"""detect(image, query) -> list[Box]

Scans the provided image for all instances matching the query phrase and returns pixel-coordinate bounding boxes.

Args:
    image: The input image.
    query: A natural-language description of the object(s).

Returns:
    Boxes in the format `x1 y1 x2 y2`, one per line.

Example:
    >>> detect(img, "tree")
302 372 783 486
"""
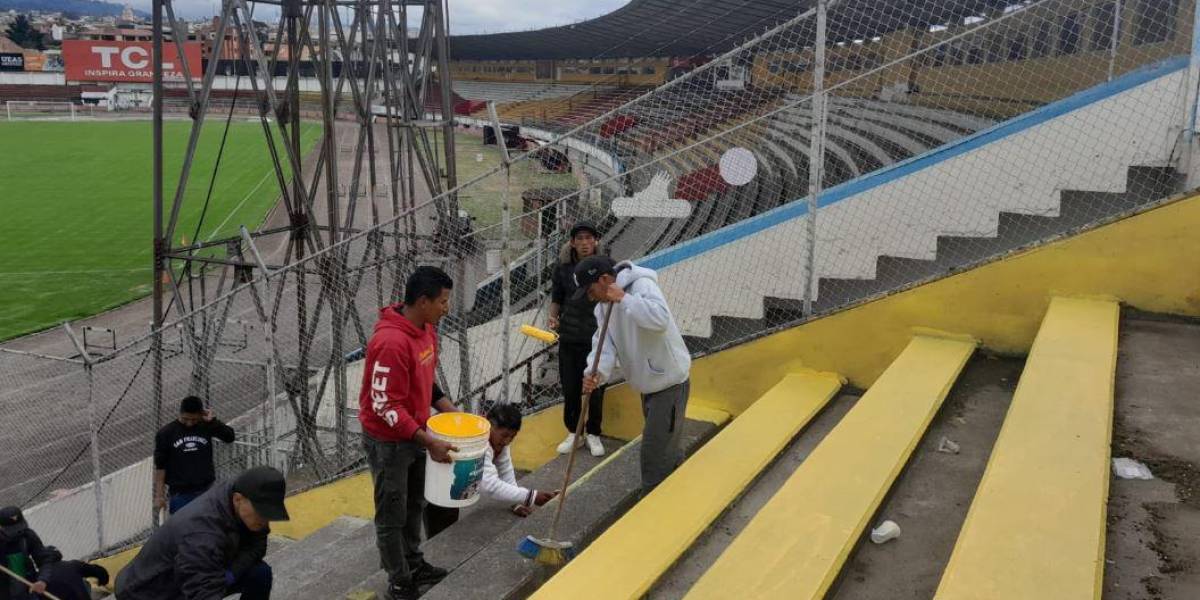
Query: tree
5 15 46 51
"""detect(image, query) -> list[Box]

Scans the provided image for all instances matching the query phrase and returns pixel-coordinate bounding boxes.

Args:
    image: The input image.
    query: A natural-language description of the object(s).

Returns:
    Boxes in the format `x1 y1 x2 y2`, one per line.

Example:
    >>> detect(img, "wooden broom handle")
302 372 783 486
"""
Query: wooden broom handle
0 564 63 600
548 301 615 540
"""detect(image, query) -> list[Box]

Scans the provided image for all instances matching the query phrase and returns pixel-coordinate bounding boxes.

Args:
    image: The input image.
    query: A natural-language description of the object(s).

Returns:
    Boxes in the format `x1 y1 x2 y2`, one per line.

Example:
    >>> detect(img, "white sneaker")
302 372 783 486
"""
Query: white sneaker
556 434 579 455
586 434 605 457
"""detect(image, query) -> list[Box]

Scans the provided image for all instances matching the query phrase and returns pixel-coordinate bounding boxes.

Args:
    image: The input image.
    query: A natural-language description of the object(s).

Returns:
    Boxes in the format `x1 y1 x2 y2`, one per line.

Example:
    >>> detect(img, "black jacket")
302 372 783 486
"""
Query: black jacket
551 244 602 345
153 419 236 493
0 527 54 600
37 561 109 600
114 480 268 600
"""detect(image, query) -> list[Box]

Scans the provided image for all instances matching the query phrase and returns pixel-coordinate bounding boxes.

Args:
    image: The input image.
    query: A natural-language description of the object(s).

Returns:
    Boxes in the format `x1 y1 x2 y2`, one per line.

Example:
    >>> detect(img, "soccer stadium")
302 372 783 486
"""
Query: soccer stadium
0 0 1198 598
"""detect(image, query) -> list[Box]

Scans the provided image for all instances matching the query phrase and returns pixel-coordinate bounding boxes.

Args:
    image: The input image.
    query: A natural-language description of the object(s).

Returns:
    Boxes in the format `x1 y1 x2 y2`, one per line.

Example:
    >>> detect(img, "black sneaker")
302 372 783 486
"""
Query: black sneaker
386 580 420 600
411 561 449 587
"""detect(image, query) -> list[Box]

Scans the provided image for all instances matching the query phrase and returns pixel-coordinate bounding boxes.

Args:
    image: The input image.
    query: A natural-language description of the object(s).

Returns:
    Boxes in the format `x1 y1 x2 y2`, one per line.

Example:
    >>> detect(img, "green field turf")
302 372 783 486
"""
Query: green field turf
0 119 322 341
449 132 580 239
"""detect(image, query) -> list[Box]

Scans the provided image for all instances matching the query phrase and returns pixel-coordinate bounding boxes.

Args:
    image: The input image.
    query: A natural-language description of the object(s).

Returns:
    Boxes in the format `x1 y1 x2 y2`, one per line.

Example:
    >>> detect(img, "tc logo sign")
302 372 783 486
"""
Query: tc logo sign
63 40 201 83
89 45 175 70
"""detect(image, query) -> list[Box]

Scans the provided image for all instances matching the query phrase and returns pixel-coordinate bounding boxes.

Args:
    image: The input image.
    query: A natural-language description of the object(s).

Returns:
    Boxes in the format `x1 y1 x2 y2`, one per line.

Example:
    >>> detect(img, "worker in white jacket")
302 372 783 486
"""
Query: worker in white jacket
480 403 558 515
576 256 692 492
425 404 558 537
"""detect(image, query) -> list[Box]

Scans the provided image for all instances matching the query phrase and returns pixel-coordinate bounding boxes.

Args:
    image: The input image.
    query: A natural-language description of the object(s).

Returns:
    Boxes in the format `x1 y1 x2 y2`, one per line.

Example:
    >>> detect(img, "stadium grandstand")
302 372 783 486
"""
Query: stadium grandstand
1 0 1199 599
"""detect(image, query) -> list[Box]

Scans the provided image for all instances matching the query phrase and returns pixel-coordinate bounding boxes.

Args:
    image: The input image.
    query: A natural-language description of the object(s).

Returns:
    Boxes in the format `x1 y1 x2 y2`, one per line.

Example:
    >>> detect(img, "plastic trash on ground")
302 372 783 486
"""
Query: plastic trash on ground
870 520 901 544
1112 457 1154 480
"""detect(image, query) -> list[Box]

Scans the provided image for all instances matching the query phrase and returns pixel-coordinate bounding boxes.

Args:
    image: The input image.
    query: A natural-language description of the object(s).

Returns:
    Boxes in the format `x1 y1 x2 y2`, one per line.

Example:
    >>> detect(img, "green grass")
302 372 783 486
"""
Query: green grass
446 133 581 240
0 119 322 341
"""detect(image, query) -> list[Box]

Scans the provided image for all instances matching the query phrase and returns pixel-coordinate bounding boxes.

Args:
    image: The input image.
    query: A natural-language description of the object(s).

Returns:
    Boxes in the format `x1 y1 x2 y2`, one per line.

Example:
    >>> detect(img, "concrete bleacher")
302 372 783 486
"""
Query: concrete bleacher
935 297 1118 598
599 93 999 267
451 81 608 104
92 188 1200 600
0 84 82 102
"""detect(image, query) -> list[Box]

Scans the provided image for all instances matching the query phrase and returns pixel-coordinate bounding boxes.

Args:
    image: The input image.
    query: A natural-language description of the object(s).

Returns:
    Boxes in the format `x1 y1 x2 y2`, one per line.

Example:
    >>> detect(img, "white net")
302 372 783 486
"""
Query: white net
4 101 88 121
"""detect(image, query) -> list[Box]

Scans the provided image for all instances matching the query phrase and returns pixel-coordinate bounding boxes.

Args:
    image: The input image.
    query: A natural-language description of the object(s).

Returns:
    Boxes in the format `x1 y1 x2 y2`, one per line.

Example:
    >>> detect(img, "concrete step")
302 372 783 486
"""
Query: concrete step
286 436 629 599
342 419 722 600
683 335 974 599
1105 314 1200 599
532 371 843 599
936 298 1119 599
826 356 1020 600
265 534 295 556
647 392 862 599
272 518 376 598
265 516 371 584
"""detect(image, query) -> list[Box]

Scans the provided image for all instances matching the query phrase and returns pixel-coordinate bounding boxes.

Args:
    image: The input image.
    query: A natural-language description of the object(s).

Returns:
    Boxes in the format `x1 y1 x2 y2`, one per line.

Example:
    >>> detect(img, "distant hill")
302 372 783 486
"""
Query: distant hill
0 0 149 19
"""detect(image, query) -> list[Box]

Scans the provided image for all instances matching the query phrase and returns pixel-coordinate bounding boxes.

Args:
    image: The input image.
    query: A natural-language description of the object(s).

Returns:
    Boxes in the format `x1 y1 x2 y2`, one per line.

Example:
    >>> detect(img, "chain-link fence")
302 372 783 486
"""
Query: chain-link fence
0 0 1195 559
455 0 1195 413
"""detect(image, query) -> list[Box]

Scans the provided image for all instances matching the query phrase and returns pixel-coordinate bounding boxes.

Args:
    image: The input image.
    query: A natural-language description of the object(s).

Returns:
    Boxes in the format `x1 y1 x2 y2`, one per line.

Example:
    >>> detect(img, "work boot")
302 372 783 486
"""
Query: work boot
556 433 581 455
411 561 448 587
586 434 605 457
386 580 420 600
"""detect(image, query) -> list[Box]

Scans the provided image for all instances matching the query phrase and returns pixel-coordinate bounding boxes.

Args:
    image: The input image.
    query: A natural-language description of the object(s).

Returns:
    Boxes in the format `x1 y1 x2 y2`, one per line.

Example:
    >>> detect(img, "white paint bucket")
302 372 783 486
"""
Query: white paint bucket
424 412 491 508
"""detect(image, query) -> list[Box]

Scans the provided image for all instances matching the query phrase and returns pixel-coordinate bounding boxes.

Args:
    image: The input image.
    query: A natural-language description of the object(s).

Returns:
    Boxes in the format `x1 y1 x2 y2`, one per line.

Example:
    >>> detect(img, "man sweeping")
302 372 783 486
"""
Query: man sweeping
576 256 692 492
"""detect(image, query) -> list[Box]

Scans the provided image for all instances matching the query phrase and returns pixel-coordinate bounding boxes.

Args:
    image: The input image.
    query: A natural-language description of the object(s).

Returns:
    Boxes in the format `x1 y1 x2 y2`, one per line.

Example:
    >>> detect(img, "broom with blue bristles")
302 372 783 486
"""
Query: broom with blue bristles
517 301 615 566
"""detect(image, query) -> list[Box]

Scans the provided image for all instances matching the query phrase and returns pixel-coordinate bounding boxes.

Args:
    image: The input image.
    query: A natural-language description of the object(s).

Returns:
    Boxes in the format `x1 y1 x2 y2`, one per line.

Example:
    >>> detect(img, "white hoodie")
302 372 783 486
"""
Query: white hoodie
586 261 692 394
481 444 539 507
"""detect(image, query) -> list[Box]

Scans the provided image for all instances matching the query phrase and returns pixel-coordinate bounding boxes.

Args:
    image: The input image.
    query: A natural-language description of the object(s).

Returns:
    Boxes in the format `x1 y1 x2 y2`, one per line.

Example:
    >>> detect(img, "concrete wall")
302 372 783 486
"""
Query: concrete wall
644 57 1188 339
0 72 66 85
24 458 152 560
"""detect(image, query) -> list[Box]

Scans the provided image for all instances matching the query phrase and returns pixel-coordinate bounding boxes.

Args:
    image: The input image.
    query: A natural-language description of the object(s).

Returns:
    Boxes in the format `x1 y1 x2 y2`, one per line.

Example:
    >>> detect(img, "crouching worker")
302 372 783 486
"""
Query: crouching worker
0 506 56 600
482 404 559 517
115 466 290 600
424 404 560 537
26 546 109 600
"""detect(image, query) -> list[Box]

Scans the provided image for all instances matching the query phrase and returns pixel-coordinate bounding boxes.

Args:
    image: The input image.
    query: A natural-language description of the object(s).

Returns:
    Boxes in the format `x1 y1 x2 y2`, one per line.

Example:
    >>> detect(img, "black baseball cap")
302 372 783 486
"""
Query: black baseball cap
0 506 27 539
572 255 617 300
233 466 291 522
569 221 600 239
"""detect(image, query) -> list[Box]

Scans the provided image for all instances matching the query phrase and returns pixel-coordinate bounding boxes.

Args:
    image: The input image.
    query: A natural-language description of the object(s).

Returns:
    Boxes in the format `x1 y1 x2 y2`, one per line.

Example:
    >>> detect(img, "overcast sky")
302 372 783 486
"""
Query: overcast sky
125 0 630 33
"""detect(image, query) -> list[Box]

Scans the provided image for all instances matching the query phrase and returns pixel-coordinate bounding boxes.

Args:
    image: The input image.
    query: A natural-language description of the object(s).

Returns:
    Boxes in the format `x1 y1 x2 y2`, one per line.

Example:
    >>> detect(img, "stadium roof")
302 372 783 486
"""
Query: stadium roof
447 0 1014 61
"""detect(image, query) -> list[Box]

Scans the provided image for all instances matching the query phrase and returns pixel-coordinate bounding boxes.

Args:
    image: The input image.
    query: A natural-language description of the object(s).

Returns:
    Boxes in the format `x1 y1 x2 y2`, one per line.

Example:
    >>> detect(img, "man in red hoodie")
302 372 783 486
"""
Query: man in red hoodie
359 266 458 600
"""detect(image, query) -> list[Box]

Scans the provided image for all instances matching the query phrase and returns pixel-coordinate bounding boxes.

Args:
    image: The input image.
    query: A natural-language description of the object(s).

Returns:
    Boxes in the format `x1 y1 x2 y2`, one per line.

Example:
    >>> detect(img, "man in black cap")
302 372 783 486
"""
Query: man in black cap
0 506 55 600
115 466 290 600
153 396 236 515
549 221 607 457
574 255 692 492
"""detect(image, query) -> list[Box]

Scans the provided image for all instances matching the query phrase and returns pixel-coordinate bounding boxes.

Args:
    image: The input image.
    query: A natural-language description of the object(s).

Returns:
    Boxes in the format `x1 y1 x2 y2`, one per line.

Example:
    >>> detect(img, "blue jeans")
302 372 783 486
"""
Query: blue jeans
168 490 205 514
226 562 272 600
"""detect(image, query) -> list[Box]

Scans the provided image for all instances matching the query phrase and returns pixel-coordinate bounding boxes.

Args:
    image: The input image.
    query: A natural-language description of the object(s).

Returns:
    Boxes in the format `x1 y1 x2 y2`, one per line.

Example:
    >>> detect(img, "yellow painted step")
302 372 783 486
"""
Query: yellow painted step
530 370 844 600
934 297 1119 600
685 335 976 600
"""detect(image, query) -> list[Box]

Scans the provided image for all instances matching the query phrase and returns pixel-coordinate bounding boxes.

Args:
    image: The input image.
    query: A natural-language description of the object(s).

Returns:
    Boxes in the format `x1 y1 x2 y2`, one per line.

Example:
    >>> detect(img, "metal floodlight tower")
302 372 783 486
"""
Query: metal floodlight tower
150 0 460 474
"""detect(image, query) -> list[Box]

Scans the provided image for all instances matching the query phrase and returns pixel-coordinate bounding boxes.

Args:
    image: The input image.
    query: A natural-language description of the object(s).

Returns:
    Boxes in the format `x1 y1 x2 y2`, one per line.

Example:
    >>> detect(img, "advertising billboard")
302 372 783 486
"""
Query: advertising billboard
0 53 24 72
21 51 63 72
63 40 202 83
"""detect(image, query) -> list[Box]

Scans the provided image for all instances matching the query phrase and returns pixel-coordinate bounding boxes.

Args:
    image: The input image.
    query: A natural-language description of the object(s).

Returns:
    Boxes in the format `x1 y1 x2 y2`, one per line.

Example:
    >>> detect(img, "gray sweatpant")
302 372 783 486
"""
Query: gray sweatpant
640 379 690 492
362 434 425 586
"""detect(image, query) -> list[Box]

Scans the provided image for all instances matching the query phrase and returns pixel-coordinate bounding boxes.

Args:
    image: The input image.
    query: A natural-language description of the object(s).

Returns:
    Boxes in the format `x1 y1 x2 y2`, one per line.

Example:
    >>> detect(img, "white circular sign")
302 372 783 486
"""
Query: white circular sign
719 147 758 186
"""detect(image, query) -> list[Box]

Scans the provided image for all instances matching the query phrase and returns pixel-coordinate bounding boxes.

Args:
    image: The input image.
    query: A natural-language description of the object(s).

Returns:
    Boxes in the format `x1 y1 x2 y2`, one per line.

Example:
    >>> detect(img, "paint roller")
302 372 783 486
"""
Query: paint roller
519 324 559 344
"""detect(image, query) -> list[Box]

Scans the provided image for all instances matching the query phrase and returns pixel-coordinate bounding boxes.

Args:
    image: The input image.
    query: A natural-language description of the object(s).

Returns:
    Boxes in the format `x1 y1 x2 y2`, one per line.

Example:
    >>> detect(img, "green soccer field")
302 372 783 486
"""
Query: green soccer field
0 119 322 341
